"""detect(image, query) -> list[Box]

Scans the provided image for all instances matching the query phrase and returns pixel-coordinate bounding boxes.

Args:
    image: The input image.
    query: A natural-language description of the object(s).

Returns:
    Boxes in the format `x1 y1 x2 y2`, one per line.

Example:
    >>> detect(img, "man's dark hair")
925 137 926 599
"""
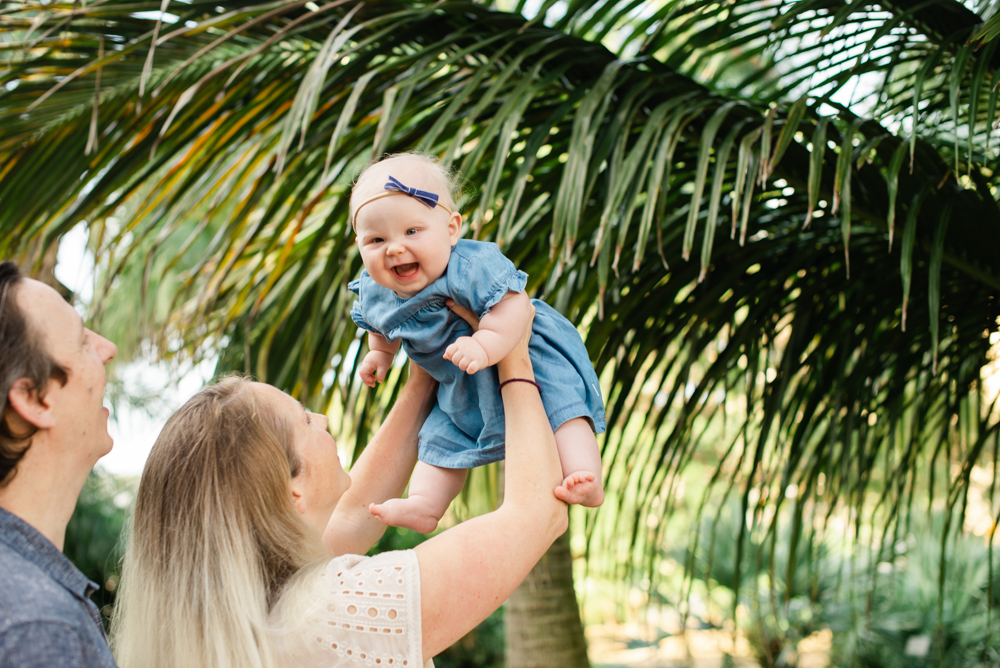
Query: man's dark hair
0 261 68 486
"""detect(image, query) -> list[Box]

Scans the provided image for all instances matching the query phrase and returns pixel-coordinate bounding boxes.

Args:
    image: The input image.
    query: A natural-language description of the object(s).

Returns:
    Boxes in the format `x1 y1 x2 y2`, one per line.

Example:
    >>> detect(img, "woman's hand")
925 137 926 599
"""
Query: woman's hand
406 357 435 387
445 299 479 331
507 302 535 360
494 300 535 383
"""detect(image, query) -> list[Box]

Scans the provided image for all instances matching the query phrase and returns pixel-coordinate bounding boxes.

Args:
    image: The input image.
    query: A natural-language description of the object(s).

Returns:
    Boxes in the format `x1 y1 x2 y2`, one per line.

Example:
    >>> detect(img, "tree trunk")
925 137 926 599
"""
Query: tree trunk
505 531 590 668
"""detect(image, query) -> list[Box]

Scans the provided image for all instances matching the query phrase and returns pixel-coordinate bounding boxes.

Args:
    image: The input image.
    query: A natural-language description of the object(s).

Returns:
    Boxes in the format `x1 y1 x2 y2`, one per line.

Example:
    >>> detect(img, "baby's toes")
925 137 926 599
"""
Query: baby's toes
564 472 595 488
557 473 603 507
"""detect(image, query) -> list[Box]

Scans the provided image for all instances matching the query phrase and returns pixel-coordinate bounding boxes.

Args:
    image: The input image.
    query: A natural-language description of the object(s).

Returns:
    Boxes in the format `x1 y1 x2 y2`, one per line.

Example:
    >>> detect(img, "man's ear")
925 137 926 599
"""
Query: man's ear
7 378 56 431
289 476 308 516
448 211 463 245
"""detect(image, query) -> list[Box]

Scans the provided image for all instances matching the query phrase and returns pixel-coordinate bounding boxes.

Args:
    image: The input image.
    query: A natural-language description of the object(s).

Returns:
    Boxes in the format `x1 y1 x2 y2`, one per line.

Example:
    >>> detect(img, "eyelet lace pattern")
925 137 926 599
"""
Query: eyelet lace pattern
272 551 427 668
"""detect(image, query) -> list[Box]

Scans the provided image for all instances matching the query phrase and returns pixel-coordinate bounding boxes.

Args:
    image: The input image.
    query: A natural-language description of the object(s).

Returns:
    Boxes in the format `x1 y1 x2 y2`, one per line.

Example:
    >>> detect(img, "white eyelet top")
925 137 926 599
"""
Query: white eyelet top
271 550 431 668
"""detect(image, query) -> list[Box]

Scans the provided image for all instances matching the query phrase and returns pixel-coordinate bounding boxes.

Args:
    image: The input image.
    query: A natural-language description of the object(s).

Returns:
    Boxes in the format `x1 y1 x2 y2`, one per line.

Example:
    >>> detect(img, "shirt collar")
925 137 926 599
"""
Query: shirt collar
0 506 98 601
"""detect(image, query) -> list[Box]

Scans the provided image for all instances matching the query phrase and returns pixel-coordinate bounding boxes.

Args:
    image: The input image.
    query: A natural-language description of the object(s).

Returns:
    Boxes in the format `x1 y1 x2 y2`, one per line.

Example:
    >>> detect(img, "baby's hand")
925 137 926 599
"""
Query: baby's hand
444 336 489 374
359 350 395 388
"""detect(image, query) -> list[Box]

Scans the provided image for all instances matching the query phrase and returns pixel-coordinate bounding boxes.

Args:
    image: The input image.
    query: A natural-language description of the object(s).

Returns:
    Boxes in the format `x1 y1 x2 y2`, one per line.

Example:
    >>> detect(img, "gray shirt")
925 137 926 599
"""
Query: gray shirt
0 506 117 667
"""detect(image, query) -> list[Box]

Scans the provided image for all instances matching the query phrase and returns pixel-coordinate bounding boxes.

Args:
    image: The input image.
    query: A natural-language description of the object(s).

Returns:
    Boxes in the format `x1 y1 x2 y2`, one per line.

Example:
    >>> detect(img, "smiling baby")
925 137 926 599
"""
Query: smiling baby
349 153 605 532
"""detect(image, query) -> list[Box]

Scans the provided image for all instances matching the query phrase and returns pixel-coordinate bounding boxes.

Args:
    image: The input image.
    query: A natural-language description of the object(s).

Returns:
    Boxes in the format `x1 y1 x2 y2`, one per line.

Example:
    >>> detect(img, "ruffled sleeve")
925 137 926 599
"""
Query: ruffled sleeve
447 240 528 318
271 550 428 668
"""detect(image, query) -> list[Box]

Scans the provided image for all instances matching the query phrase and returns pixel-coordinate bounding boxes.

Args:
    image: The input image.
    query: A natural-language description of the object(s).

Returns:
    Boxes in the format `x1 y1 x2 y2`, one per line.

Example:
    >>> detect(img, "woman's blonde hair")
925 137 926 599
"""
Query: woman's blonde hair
110 376 326 668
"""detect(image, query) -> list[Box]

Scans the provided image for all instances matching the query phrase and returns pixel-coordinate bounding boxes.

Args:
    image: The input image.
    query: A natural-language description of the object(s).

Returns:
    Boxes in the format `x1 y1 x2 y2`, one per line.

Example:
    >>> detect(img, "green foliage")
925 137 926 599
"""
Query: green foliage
669 501 1000 667
3 0 1000 648
823 523 1000 668
670 498 833 666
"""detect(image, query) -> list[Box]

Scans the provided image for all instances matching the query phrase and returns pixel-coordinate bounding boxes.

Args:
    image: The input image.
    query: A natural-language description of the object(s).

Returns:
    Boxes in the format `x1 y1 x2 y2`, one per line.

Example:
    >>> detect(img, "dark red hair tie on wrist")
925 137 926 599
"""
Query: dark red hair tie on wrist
498 378 541 393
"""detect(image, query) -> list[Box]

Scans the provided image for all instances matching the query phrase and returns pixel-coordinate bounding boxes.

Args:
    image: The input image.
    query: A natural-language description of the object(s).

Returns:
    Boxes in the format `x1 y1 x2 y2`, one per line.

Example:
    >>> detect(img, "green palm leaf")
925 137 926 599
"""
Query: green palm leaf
2 0 999 652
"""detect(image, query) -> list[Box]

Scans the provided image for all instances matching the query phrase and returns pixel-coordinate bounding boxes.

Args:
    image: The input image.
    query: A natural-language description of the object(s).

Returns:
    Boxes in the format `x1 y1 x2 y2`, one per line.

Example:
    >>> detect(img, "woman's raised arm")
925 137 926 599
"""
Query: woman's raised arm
323 363 437 557
414 304 569 661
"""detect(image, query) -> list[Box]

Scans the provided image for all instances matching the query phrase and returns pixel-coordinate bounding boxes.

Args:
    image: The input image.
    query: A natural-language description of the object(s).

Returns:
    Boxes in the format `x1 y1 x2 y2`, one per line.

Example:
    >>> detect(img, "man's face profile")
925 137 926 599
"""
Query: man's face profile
13 279 118 462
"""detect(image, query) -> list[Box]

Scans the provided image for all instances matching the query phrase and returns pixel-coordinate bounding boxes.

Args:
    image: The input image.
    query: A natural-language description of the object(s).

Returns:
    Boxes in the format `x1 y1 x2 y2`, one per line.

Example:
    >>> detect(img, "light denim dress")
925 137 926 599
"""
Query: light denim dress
349 239 606 469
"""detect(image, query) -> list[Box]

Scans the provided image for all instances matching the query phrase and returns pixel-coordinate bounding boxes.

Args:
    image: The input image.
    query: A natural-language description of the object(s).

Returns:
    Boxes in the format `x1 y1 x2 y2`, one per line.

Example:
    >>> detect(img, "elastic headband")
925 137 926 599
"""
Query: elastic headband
352 175 454 229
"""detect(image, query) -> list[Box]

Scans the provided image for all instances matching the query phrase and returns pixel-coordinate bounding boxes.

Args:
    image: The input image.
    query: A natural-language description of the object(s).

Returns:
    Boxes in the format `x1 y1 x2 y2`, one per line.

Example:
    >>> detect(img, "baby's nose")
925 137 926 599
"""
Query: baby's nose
386 242 405 255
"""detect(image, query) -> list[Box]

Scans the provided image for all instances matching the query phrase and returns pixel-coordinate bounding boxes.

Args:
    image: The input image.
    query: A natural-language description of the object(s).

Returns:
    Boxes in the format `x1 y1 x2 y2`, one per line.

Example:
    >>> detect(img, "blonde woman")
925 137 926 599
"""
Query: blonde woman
110 302 568 668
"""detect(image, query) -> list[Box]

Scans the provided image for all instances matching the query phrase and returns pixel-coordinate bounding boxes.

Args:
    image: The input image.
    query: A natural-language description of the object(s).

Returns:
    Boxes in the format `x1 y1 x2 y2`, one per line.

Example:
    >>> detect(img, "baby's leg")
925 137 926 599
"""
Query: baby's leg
369 462 468 533
553 417 605 507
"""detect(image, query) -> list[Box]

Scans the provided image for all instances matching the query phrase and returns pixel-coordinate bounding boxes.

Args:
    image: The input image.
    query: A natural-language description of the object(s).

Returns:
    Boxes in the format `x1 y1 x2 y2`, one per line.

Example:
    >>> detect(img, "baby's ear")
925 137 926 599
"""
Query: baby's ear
448 211 463 245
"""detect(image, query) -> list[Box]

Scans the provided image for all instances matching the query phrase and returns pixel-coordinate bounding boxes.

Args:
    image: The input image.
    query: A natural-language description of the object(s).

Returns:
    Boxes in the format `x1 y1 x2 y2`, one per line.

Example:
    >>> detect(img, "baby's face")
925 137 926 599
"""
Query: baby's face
354 171 461 298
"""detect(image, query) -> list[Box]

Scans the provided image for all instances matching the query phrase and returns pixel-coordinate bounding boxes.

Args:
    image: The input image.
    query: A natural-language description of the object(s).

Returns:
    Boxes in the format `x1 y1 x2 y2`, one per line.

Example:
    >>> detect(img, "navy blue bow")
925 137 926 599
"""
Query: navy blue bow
384 175 440 209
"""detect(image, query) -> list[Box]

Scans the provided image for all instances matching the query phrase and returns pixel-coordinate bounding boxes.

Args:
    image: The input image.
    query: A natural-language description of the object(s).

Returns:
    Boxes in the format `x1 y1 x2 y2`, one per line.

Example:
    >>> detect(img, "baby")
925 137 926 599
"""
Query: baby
349 153 605 533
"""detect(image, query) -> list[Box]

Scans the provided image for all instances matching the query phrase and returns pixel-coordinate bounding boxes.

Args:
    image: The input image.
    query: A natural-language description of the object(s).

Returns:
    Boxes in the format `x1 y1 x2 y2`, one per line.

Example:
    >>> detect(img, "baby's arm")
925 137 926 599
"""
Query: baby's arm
359 332 401 388
444 292 531 374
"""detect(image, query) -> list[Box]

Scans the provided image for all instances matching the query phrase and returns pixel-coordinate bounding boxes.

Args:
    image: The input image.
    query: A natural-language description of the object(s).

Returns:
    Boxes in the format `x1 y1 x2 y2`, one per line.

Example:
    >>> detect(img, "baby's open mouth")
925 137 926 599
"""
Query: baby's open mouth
393 263 419 278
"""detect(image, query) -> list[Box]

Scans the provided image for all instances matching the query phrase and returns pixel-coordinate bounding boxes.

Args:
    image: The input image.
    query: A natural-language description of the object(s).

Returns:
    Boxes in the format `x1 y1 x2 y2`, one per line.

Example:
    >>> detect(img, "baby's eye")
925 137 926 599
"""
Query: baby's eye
406 228 417 235
371 237 384 244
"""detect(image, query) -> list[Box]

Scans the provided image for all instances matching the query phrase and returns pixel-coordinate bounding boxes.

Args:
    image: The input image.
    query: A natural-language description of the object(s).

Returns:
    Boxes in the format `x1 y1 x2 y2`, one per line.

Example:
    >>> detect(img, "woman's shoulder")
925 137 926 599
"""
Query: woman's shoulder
284 549 421 616
270 550 423 668
322 549 420 585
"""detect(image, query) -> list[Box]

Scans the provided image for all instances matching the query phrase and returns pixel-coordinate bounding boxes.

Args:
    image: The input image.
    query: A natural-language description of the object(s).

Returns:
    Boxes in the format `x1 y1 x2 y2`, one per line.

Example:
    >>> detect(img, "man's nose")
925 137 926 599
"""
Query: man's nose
94 331 118 364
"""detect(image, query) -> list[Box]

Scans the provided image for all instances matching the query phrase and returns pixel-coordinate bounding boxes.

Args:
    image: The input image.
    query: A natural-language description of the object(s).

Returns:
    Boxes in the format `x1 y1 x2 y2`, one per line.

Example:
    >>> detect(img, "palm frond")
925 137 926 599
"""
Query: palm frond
2 1 999 646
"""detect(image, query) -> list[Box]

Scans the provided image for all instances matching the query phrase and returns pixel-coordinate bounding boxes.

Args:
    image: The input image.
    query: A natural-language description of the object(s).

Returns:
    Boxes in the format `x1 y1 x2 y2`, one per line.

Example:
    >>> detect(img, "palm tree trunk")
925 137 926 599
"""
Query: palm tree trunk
505 530 590 668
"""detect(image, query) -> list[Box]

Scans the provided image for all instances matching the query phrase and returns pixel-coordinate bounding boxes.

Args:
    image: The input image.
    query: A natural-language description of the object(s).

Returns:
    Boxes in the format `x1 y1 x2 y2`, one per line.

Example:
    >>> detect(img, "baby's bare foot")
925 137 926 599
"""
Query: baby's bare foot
369 497 441 534
555 472 605 507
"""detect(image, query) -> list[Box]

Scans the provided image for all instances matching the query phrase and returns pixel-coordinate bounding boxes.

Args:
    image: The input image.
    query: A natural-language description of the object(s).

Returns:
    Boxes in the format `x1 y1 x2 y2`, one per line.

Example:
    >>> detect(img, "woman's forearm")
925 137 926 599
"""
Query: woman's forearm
493 340 565 526
415 308 568 660
323 365 437 556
